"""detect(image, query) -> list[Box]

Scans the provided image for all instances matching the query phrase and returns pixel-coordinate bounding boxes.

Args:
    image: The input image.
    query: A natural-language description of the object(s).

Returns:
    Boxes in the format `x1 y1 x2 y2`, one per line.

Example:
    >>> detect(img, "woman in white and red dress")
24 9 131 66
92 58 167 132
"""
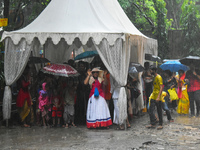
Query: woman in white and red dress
84 67 112 128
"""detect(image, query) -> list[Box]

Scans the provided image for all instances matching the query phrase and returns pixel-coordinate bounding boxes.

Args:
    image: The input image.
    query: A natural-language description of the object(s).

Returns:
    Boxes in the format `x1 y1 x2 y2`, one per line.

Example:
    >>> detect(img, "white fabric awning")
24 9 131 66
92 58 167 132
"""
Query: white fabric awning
1 0 151 45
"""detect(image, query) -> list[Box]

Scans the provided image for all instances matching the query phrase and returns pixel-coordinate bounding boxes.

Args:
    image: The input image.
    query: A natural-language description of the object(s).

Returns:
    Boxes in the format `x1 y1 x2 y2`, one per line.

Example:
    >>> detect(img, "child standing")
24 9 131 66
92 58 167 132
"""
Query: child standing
52 89 62 127
38 82 51 127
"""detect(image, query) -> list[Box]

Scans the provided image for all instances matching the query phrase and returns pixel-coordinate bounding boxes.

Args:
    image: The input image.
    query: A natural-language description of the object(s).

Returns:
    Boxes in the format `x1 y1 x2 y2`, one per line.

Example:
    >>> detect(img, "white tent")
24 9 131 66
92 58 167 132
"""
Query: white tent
1 0 157 123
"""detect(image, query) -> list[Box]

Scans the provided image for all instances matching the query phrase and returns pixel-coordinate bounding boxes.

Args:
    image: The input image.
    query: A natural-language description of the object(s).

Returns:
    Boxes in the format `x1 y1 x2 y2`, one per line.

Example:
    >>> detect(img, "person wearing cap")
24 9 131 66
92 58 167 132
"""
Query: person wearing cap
84 67 112 128
146 65 164 130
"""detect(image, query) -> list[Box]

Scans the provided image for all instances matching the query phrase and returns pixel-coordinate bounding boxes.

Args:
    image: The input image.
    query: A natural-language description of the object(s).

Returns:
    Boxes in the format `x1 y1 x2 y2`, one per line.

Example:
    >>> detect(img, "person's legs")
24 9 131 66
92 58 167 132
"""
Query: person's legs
145 83 152 110
194 90 200 116
156 101 163 126
42 116 46 126
162 102 172 121
149 99 157 125
188 92 195 116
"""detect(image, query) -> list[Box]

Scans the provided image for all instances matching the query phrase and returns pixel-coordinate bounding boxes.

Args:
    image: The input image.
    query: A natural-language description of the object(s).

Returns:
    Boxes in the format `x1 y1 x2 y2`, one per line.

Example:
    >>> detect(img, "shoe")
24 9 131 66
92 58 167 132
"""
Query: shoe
169 119 174 123
157 125 163 130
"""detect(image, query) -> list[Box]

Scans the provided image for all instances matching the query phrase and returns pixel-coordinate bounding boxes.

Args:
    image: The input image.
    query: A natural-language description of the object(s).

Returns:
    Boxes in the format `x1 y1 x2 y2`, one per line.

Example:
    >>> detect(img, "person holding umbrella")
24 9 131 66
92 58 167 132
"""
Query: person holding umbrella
185 66 200 117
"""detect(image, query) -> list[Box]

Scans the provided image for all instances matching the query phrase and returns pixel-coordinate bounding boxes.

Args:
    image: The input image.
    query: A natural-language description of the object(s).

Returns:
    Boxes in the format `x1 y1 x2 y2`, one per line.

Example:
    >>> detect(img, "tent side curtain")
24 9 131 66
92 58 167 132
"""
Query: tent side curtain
93 36 131 124
128 36 157 112
3 37 36 120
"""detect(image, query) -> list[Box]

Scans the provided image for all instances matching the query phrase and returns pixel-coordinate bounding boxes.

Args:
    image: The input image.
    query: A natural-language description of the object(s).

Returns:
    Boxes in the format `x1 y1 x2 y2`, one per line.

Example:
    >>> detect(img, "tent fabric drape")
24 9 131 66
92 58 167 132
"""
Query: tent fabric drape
93 37 130 124
129 36 158 112
31 38 42 72
44 39 76 63
3 38 32 120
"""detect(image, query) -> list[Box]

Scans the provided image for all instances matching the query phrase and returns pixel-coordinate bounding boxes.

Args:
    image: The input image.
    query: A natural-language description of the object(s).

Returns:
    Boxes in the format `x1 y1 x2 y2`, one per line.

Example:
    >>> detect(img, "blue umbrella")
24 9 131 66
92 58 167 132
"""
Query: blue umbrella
160 61 189 72
74 50 98 61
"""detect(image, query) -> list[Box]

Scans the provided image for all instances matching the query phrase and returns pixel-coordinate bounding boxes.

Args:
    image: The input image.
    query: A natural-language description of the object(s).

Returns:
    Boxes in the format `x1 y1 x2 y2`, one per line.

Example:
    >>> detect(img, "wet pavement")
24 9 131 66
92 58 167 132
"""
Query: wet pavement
1 112 200 150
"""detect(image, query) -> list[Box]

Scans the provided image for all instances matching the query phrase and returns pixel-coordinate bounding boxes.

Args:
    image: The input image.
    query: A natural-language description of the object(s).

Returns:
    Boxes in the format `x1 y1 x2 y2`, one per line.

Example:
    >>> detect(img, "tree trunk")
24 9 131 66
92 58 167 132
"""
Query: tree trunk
3 0 9 18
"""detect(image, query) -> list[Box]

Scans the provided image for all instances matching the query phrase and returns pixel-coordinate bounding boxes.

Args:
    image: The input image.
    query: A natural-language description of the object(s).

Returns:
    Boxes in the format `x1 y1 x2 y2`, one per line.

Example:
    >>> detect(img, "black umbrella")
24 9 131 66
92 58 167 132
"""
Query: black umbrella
128 62 144 73
145 53 162 63
28 57 50 64
179 56 200 67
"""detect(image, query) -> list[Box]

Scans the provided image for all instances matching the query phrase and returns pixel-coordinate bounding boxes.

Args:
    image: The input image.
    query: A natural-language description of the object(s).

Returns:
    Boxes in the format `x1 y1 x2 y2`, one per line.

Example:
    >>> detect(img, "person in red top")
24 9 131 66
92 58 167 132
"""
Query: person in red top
185 66 200 117
16 67 32 128
84 68 112 128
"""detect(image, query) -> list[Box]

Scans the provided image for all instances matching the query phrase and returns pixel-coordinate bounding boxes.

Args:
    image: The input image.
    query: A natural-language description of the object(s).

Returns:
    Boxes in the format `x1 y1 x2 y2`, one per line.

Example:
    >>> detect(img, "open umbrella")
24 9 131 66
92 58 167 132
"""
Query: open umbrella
179 56 200 67
28 56 50 64
160 61 189 72
41 63 79 77
145 53 162 63
74 50 98 61
128 62 144 73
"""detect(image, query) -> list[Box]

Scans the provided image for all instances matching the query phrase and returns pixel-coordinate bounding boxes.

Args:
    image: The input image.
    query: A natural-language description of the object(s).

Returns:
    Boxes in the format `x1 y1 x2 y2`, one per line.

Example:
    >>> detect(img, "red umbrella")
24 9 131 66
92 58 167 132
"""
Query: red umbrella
41 63 79 77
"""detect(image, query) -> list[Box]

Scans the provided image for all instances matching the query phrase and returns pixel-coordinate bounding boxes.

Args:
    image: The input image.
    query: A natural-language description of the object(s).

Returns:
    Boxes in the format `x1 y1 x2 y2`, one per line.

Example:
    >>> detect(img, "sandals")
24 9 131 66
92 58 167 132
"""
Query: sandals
65 124 69 128
169 119 174 123
157 125 163 130
146 124 156 129
127 124 131 128
23 124 30 128
72 123 77 127
115 125 124 130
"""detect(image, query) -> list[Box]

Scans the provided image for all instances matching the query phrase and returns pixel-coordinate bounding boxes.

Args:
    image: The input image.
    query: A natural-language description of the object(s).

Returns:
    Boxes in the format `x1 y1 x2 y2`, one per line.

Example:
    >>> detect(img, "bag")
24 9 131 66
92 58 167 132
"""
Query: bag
168 88 178 100
94 87 99 98
131 87 141 99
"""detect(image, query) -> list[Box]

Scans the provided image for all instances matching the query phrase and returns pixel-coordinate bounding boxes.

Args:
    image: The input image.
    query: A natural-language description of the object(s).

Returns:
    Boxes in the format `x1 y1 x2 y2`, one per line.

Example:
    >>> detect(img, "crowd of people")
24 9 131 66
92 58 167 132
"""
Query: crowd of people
144 62 200 130
15 58 200 130
15 59 115 129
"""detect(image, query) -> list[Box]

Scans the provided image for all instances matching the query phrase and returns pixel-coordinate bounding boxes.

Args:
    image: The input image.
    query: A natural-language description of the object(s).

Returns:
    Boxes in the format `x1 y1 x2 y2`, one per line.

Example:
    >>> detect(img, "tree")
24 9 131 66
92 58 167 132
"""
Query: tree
3 0 51 31
152 0 170 58
118 0 172 58
180 0 200 56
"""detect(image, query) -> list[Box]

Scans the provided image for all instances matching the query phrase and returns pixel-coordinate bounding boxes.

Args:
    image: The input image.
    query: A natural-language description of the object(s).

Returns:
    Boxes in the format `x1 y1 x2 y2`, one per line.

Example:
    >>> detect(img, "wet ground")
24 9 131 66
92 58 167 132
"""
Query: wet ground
0 112 200 150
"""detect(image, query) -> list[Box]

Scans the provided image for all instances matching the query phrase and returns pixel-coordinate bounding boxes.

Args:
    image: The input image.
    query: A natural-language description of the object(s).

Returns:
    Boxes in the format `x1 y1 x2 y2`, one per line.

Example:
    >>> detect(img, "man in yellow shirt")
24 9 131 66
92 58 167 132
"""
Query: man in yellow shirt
146 65 164 130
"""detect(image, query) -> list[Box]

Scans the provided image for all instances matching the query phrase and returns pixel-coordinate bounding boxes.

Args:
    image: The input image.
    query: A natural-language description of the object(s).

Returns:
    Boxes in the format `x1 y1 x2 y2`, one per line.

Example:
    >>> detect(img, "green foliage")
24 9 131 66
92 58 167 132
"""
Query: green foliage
152 0 169 58
180 0 200 56
118 0 171 59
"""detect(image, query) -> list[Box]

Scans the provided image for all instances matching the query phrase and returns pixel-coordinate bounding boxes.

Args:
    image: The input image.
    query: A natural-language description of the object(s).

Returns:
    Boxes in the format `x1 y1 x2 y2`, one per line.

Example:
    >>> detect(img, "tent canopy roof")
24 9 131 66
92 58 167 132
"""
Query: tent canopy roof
1 0 153 45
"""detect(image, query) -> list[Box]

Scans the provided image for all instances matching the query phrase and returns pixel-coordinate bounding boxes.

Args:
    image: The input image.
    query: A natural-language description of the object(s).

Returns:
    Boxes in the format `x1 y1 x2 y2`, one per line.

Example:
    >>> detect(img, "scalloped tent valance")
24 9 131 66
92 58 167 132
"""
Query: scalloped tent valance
1 32 126 46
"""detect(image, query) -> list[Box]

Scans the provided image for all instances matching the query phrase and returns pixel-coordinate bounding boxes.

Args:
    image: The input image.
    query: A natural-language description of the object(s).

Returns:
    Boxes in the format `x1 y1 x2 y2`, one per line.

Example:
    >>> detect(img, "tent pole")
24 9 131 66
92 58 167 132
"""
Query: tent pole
73 49 75 59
